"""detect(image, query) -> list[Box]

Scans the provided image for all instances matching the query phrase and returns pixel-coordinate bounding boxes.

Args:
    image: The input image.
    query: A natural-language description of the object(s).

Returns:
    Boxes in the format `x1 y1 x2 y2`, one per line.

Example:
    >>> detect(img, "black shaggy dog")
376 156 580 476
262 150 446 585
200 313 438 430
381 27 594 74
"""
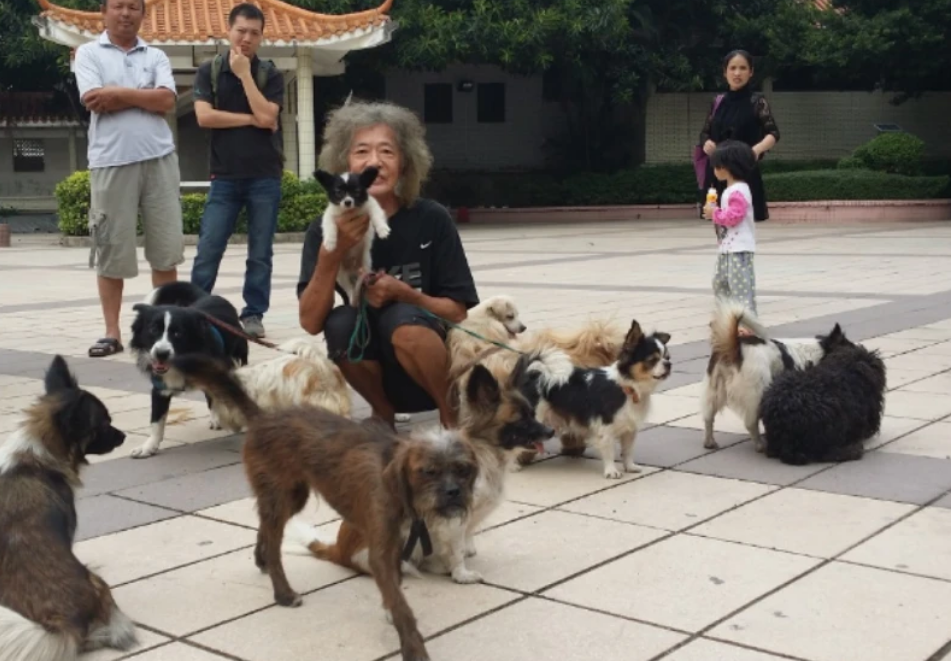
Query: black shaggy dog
760 326 886 466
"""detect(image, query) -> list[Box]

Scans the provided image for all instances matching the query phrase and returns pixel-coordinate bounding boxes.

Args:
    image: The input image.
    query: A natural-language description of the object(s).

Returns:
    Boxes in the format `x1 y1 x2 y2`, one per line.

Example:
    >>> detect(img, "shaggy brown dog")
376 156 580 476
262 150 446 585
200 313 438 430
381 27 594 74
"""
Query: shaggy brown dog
299 355 554 584
0 356 134 661
169 354 478 661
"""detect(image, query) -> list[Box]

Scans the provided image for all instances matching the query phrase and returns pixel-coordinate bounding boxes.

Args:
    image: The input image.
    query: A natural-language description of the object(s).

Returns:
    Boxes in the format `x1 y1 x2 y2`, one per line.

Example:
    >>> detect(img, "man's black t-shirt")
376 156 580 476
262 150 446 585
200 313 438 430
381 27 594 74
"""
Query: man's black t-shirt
297 198 480 309
193 56 284 180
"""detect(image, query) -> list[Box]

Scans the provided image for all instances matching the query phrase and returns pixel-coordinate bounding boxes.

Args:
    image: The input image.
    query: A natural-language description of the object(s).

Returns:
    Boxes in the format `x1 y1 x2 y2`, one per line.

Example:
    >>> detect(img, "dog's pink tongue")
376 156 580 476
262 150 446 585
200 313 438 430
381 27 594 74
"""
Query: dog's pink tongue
533 442 546 455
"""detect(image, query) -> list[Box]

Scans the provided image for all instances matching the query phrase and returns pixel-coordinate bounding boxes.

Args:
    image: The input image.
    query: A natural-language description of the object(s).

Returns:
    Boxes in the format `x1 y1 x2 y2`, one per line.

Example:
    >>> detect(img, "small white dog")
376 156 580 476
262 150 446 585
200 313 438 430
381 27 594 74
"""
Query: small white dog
314 166 390 306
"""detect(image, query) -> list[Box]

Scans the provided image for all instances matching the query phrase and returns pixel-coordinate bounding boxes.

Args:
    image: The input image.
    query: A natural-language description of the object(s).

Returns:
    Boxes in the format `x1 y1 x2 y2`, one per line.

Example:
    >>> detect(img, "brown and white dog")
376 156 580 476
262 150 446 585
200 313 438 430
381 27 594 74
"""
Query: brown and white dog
295 354 554 585
449 316 629 467
169 353 536 661
206 335 352 431
0 356 136 661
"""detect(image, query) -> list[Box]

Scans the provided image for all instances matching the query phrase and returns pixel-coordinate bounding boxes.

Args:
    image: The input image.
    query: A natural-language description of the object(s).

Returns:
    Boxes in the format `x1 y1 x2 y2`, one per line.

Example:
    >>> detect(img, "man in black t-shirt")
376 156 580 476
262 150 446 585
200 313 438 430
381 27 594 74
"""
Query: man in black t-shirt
298 103 479 429
189 3 284 339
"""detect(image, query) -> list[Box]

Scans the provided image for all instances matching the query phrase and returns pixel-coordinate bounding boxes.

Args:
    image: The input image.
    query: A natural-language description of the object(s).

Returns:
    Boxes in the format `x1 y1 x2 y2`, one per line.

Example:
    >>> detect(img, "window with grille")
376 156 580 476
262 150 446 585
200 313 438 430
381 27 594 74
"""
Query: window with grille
424 83 453 124
477 83 506 123
13 139 45 173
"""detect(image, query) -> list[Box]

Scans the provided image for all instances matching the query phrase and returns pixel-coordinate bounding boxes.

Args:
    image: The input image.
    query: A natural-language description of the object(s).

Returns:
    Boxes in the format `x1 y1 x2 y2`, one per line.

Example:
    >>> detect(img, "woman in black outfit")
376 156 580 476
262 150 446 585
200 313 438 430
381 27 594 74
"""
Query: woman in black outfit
699 50 780 221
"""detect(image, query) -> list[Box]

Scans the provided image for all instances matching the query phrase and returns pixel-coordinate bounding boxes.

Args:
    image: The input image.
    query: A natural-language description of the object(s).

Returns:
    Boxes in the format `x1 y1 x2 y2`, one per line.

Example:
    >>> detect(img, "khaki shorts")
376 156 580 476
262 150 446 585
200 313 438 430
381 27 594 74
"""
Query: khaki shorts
88 152 185 279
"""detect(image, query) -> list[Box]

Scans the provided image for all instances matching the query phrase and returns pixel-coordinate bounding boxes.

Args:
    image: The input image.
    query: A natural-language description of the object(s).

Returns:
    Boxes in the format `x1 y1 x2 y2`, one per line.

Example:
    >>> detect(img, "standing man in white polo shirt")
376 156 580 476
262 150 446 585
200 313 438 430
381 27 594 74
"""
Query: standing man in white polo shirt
74 0 185 358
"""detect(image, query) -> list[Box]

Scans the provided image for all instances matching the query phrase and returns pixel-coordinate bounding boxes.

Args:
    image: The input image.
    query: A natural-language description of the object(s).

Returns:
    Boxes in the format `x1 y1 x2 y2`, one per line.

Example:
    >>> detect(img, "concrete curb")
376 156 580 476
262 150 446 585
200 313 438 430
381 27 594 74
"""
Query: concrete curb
59 232 309 248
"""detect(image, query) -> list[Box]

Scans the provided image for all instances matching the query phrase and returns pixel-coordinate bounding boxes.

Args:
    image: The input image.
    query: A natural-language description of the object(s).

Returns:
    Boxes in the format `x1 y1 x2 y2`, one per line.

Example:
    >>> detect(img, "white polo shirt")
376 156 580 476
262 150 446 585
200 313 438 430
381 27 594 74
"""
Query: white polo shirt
73 32 177 169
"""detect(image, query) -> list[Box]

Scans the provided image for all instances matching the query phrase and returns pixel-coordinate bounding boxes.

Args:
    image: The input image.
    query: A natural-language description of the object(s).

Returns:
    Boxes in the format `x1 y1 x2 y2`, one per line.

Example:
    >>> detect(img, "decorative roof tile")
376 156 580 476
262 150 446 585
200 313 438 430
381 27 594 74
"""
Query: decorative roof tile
36 0 392 44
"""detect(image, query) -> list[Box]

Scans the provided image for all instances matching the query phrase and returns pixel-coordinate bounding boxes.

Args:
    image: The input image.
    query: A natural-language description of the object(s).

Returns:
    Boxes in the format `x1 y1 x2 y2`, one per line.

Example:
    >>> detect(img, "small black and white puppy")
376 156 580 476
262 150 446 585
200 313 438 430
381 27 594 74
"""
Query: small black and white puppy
128 281 248 458
518 319 672 479
761 329 886 465
314 166 391 306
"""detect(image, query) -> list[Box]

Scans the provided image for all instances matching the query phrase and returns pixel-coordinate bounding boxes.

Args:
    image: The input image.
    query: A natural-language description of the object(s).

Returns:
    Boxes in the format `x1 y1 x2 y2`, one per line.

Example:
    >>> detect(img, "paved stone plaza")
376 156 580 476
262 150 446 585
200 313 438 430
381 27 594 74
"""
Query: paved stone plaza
2 218 951 661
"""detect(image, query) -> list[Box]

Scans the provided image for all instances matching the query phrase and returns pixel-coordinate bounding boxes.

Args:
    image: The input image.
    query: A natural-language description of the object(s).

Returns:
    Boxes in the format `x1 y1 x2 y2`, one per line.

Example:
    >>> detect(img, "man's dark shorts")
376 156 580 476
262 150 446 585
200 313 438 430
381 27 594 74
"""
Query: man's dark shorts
324 302 447 414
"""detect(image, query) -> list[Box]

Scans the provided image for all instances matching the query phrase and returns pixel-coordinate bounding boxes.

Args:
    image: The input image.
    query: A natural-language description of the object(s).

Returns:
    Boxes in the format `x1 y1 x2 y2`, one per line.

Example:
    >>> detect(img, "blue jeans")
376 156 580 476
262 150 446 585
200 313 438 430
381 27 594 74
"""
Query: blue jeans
190 177 281 319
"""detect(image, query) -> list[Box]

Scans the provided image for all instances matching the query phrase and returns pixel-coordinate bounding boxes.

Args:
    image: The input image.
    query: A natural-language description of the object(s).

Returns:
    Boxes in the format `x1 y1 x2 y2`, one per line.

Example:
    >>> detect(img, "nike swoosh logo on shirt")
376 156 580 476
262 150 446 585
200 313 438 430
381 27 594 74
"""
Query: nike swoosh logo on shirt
420 241 432 249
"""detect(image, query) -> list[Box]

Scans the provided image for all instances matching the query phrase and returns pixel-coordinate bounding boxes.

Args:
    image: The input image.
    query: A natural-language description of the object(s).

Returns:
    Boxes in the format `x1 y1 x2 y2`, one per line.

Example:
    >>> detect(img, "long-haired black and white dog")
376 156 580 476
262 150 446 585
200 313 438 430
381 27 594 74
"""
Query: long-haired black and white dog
518 319 672 479
761 330 886 465
128 282 248 458
314 166 390 306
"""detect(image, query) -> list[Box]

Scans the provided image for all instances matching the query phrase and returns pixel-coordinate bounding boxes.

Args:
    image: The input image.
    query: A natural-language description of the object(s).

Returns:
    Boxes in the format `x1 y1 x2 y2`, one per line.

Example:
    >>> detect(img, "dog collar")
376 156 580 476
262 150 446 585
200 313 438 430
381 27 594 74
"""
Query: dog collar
402 518 433 562
622 385 640 403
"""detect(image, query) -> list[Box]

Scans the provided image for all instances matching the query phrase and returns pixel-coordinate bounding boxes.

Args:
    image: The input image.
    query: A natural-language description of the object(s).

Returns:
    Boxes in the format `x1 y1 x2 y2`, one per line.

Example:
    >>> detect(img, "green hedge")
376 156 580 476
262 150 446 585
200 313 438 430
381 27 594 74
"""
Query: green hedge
763 169 950 201
423 162 948 208
55 169 327 237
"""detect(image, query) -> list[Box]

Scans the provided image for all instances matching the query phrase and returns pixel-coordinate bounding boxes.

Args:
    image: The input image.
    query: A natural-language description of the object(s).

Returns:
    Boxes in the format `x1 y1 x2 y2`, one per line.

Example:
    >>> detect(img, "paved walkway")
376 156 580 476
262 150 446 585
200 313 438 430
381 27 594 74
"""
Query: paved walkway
2 218 951 661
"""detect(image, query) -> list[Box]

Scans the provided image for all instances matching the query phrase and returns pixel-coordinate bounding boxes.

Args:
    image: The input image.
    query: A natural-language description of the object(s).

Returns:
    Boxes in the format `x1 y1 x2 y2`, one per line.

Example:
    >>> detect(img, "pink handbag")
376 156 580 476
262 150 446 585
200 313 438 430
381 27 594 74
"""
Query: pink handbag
692 94 724 187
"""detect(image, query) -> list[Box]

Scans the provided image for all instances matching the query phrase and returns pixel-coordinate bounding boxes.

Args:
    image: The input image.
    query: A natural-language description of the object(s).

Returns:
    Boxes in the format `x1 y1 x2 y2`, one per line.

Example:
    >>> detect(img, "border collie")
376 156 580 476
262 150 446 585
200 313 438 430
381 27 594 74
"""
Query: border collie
128 281 248 458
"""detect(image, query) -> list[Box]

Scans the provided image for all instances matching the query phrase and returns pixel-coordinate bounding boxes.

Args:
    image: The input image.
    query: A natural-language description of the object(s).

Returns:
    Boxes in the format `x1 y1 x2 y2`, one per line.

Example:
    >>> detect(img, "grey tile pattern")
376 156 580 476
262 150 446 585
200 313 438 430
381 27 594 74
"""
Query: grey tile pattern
4 221 951 661
76 494 181 541
795 452 951 505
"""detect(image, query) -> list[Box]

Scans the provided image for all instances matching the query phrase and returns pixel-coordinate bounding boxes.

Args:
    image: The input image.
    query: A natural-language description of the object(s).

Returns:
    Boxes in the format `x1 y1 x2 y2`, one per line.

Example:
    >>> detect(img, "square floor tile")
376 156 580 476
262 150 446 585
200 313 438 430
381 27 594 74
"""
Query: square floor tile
79 439 242 498
76 515 256 585
113 545 354 637
934 493 951 509
470 509 665 592
678 441 831 486
505 455 658 507
897 372 951 395
544 535 818 632
691 488 913 558
885 367 942 390
109 641 230 660
710 562 951 661
560 471 775 531
476 499 545 532
664 639 789 660
867 416 930 450
879 421 951 459
885 391 951 421
425 597 685 661
842 507 951 581
196 495 340 530
113 463 251 512
646 393 701 425
76 494 180 541
81 628 171 661
628 426 748 468
189 574 518 661
797 451 951 505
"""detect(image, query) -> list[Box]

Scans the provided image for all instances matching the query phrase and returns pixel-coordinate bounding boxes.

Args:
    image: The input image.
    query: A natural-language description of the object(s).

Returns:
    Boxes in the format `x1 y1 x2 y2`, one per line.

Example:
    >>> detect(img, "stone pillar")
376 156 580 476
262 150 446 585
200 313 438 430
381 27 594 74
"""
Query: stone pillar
297 49 315 180
282 75 299 176
67 126 78 173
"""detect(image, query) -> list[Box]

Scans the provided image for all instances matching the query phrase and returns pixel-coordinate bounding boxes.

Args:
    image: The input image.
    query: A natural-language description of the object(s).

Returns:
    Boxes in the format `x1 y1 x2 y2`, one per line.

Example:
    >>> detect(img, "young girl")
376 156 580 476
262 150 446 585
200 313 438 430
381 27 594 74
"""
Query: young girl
703 139 758 314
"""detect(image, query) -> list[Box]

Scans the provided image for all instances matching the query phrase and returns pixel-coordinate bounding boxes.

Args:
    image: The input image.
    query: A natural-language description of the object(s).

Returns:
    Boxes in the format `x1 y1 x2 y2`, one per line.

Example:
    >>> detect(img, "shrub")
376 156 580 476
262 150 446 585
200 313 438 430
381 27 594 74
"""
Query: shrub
55 170 326 237
54 170 92 236
851 132 925 176
764 169 950 201
836 156 867 170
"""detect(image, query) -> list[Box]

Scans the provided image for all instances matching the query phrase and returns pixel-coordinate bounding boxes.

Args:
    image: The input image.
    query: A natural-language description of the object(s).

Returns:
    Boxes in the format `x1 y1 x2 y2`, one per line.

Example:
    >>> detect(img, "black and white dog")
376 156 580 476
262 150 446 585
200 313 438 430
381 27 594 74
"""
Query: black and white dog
701 298 847 452
128 282 248 458
761 331 886 465
518 320 672 479
314 166 390 306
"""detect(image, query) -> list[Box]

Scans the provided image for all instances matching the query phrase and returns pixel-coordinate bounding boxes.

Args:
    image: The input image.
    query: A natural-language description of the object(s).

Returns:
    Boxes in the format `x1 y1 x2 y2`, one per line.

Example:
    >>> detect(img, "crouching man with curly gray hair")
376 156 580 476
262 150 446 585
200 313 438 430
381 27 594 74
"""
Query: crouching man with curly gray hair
297 100 479 429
